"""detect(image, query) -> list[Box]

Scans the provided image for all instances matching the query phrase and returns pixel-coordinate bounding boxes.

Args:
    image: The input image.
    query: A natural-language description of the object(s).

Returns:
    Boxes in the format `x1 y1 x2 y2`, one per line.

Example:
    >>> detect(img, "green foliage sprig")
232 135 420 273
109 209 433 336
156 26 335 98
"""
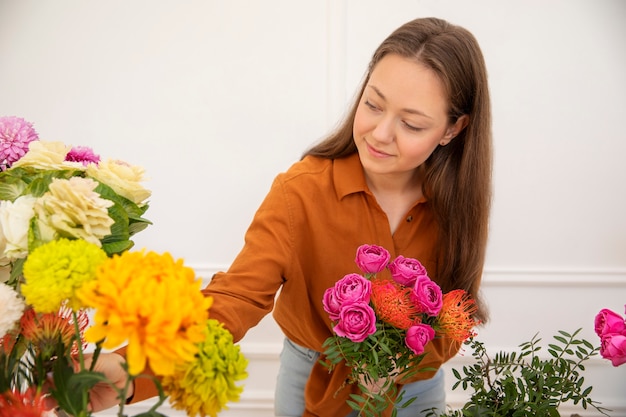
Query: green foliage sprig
432 329 611 417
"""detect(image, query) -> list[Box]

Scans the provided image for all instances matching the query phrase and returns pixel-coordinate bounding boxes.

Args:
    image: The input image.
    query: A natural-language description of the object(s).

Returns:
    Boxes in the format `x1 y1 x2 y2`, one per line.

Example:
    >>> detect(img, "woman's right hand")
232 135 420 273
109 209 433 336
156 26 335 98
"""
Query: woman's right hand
81 352 134 412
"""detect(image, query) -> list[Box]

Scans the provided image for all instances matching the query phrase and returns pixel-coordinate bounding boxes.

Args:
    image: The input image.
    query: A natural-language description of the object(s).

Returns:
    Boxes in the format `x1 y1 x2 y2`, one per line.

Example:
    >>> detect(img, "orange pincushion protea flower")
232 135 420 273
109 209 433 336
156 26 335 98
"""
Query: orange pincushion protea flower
20 305 89 358
438 289 479 342
370 278 420 330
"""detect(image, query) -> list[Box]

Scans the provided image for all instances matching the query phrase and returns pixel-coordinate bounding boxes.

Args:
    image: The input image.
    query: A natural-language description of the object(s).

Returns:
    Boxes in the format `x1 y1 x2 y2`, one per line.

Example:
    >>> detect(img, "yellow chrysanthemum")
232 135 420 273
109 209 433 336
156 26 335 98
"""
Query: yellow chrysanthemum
77 250 212 376
162 319 248 417
21 238 108 313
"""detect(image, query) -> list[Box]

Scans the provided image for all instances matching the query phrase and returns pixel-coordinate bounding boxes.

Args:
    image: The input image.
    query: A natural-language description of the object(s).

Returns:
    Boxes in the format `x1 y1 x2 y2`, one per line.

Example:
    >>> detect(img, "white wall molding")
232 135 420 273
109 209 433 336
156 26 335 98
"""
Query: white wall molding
192 264 626 287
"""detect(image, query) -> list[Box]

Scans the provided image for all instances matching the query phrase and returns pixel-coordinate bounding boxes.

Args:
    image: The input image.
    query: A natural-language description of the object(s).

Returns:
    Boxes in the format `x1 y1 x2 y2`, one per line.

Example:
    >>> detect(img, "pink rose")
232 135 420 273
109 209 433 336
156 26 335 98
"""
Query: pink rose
322 287 342 321
405 323 435 355
355 244 391 274
334 273 372 305
600 333 626 367
388 255 428 287
410 276 443 316
594 308 626 337
333 302 377 343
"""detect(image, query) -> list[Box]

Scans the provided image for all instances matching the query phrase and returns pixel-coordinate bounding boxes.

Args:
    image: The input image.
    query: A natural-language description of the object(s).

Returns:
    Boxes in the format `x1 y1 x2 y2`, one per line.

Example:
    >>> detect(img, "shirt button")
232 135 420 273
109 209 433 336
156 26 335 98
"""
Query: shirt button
406 216 413 222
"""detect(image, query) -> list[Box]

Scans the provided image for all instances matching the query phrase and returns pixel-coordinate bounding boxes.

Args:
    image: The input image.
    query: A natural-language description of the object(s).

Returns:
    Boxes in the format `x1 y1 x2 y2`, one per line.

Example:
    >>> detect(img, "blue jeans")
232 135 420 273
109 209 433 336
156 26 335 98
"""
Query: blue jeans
274 338 446 416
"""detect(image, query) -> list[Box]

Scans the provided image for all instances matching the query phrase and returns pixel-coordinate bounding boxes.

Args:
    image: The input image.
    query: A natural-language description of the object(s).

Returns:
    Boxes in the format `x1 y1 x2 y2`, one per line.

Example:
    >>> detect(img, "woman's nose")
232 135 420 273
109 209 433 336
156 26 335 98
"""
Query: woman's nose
371 116 395 143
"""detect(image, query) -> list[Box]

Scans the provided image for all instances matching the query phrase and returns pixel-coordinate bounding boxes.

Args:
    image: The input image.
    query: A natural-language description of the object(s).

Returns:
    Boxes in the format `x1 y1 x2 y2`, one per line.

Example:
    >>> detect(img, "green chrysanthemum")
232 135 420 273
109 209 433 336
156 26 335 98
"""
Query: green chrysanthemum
21 238 108 313
162 319 248 417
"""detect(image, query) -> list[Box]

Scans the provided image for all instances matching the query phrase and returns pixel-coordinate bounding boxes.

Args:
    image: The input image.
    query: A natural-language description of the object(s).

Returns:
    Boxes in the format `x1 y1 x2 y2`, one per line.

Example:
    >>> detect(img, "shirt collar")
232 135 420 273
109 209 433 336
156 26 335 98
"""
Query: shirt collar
332 152 429 204
334 153 368 200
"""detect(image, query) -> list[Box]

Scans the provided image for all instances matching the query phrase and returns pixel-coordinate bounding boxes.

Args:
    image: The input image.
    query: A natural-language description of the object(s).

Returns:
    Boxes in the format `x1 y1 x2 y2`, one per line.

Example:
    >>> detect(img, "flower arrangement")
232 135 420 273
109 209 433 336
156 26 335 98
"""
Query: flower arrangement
321 244 479 417
0 116 248 417
594 305 626 367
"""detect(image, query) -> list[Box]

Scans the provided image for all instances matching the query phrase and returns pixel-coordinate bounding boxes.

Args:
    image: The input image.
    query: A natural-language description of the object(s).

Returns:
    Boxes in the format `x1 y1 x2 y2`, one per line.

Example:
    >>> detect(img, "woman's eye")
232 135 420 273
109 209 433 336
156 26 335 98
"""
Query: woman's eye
403 121 423 132
364 100 379 111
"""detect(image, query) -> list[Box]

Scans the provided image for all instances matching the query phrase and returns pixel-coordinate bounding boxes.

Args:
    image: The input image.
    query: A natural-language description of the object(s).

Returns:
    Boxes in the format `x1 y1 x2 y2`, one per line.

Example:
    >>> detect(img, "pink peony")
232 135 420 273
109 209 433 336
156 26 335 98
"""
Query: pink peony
333 302 377 343
0 116 39 168
410 276 443 316
388 255 429 287
65 146 100 166
333 273 372 306
594 308 626 337
600 333 626 367
354 244 391 274
405 323 435 355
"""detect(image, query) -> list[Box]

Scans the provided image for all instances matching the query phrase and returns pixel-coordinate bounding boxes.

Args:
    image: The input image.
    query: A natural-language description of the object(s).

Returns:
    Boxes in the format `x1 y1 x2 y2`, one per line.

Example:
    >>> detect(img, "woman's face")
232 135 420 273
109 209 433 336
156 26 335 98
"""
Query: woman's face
353 53 465 184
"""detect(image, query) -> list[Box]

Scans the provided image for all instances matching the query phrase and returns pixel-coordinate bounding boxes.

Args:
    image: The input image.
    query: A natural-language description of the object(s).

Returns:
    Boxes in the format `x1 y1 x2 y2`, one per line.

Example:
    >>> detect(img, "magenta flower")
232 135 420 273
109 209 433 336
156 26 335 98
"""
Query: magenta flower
333 302 377 342
410 276 443 316
600 333 626 367
405 323 435 355
0 116 39 169
388 255 429 287
65 146 100 166
322 287 342 321
594 308 626 337
333 273 372 305
354 244 390 274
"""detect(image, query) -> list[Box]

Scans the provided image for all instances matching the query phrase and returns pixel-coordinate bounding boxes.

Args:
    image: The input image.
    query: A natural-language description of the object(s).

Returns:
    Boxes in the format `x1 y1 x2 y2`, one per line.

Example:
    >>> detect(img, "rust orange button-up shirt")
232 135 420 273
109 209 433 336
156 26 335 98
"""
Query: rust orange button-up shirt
131 153 460 416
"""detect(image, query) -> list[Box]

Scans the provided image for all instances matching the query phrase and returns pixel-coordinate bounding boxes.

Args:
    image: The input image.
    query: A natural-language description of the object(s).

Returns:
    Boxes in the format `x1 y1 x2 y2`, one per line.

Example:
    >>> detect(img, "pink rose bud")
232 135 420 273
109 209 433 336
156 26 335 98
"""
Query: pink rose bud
600 333 626 367
322 287 342 321
411 276 443 316
388 255 428 287
333 302 377 343
405 323 435 355
354 244 391 274
594 308 626 337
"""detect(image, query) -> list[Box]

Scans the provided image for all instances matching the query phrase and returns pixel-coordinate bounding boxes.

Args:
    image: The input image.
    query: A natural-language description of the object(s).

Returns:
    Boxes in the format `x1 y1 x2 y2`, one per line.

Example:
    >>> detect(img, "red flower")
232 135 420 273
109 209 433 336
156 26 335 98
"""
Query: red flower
437 289 479 342
0 388 49 417
370 278 420 330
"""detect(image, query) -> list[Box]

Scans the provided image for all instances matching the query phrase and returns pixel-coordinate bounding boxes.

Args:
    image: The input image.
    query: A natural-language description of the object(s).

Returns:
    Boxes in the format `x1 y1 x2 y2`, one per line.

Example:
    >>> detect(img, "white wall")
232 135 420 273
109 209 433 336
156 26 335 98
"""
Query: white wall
1 0 625 416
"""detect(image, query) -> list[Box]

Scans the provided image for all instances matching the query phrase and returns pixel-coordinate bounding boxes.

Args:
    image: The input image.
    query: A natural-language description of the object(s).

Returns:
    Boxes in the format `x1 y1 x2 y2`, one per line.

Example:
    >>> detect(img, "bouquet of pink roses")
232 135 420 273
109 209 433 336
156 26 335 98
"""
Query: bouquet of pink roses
321 244 479 417
594 305 626 367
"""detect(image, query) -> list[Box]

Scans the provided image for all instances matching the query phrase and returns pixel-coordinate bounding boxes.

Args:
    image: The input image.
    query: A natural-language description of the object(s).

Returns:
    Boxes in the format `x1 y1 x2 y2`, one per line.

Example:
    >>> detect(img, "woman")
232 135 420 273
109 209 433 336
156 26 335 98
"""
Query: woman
91 17 492 417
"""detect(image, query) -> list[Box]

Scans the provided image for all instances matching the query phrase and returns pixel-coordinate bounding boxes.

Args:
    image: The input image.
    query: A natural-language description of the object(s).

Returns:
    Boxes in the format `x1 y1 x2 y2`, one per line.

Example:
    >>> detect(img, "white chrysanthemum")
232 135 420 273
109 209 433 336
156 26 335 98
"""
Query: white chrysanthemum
0 282 25 336
0 195 37 260
86 159 151 205
11 140 85 171
34 177 114 246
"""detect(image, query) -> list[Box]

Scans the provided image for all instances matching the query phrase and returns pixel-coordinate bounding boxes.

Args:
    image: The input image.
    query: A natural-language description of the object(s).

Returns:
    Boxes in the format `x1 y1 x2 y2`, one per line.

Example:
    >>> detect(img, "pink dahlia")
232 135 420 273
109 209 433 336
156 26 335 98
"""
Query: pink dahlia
66 145 100 165
0 116 39 169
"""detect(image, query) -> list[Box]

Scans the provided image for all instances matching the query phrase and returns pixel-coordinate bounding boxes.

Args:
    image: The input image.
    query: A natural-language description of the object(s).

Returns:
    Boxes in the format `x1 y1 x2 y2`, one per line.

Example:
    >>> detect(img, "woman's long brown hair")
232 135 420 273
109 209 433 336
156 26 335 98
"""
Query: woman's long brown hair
303 18 492 323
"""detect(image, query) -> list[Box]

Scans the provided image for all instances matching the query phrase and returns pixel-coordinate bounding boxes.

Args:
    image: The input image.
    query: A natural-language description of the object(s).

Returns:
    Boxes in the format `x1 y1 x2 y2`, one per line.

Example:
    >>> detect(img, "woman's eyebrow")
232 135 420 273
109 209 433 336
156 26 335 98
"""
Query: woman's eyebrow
367 85 433 119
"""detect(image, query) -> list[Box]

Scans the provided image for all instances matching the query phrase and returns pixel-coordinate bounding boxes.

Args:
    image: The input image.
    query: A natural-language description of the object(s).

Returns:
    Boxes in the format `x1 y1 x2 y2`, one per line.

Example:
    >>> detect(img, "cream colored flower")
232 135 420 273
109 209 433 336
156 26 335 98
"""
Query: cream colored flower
11 141 85 171
87 159 151 205
0 282 25 337
0 195 37 260
34 177 114 246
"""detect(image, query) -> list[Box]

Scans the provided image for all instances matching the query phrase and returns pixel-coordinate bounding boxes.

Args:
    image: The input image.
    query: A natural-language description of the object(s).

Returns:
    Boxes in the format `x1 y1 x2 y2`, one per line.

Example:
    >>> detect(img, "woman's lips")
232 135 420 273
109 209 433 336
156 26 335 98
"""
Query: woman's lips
367 143 392 158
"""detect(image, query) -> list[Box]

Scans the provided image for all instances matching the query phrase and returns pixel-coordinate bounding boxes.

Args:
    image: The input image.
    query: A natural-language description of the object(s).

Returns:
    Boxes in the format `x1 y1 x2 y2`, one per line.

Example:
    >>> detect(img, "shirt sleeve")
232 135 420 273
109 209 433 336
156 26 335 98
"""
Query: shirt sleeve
202 175 292 342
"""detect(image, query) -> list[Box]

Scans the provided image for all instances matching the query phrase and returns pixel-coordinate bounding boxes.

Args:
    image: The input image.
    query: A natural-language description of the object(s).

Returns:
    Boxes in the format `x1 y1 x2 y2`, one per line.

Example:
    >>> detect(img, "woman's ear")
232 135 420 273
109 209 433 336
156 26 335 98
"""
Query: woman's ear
440 114 469 146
